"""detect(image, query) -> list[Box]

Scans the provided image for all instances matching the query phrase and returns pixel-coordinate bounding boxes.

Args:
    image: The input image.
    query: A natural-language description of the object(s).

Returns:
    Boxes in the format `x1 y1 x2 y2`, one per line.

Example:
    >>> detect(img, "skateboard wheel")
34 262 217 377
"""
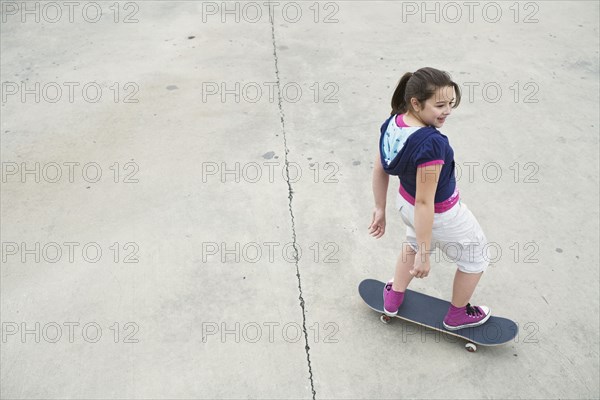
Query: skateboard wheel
465 343 477 352
380 314 391 324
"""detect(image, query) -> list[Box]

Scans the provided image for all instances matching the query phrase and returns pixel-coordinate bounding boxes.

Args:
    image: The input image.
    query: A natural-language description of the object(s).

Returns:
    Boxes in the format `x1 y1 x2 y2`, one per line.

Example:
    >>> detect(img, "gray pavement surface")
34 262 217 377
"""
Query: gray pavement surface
1 1 599 399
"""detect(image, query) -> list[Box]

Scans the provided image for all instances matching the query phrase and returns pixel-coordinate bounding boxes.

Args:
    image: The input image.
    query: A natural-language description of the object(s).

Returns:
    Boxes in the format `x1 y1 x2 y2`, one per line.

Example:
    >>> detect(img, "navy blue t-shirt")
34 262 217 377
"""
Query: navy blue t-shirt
379 114 457 205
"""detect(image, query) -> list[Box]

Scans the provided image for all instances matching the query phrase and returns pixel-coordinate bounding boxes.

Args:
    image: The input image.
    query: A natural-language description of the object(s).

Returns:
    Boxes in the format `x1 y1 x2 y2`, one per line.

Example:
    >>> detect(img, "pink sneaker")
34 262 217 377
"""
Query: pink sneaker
383 280 405 316
443 303 491 331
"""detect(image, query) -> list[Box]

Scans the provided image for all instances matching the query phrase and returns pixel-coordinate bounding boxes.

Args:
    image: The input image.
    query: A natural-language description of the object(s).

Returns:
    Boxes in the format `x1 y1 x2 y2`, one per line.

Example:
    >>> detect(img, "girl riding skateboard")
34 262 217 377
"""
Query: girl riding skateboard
368 67 492 331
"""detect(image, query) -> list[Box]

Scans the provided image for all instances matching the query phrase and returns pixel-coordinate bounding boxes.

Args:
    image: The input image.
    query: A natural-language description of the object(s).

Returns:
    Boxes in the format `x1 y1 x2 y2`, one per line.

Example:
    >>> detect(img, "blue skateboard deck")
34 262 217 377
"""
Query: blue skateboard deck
359 279 518 351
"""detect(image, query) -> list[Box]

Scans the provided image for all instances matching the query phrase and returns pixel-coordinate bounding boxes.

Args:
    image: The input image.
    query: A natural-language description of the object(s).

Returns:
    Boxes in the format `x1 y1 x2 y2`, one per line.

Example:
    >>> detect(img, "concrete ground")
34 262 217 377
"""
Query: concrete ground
1 1 599 399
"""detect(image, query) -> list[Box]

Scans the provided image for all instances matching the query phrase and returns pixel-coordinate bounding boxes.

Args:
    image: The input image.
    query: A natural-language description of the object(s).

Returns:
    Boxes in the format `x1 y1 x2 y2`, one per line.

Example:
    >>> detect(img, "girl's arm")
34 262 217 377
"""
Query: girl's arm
368 153 389 238
372 153 389 209
414 164 442 257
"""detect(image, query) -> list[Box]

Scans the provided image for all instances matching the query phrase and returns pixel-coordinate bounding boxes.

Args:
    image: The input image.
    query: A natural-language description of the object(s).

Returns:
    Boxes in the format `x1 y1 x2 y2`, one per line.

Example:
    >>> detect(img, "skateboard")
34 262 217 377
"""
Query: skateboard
358 279 518 352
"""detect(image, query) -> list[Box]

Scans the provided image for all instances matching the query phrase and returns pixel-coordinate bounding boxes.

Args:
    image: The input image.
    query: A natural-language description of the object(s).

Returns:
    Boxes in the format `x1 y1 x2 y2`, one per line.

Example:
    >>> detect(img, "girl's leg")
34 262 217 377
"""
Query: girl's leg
438 200 488 309
444 268 490 330
451 269 483 307
392 242 417 292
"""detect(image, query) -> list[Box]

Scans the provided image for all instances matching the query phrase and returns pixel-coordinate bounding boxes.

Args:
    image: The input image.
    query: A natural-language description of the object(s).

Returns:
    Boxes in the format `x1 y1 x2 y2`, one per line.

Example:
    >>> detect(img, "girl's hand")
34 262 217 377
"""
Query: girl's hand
368 208 386 239
410 251 430 278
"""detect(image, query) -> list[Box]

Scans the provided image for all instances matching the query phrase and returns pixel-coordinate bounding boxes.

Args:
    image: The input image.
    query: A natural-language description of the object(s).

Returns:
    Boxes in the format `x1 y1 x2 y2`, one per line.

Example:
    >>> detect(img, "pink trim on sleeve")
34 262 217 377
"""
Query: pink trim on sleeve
417 160 445 168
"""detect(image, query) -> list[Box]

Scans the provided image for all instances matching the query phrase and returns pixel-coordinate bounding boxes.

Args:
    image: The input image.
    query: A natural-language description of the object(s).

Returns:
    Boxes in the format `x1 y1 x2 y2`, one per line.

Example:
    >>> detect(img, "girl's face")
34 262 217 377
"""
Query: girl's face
410 86 455 128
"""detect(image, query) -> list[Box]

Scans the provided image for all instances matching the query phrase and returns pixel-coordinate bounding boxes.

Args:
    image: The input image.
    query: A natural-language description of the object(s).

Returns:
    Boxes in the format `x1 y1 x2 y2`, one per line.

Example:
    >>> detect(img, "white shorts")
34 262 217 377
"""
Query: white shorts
396 192 489 274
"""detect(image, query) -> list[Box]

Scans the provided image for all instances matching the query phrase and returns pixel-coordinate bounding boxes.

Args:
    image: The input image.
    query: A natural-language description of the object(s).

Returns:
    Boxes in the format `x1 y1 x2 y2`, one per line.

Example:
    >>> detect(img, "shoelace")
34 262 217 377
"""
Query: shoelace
465 303 482 316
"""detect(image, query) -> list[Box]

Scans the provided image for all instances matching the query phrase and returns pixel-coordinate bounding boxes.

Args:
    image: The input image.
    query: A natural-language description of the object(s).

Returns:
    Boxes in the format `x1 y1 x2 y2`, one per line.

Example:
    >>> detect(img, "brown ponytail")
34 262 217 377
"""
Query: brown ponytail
390 72 413 115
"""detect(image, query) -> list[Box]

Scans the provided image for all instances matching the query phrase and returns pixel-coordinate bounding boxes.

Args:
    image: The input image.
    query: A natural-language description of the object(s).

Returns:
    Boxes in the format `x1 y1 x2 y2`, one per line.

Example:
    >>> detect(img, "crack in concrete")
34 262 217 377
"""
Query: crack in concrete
268 14 317 400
